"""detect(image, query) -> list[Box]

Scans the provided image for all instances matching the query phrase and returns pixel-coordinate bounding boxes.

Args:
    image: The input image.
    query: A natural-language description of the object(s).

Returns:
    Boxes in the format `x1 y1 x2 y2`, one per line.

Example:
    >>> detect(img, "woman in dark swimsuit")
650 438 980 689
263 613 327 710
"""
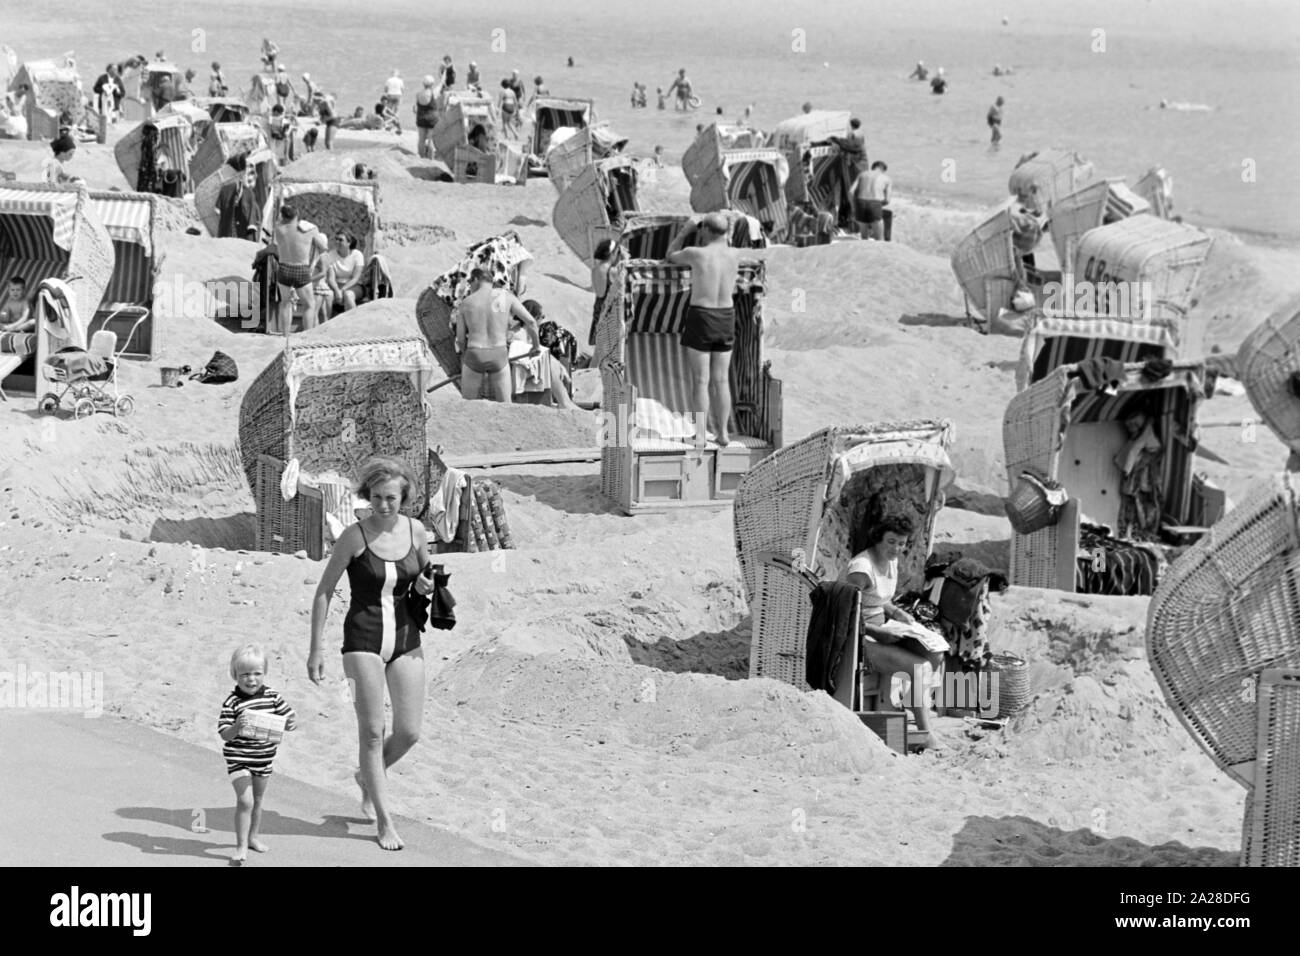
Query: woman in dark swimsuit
309 456 434 850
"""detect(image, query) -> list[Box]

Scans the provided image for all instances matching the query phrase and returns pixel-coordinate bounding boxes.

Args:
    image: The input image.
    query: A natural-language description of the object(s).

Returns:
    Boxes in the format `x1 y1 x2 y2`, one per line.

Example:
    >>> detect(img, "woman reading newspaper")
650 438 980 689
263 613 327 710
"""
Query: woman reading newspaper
843 511 949 751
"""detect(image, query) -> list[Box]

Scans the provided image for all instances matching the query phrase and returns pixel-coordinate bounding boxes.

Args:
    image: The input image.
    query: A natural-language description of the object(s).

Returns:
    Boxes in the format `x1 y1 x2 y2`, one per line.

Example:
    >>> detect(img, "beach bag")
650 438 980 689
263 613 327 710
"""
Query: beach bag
1005 471 1068 533
191 350 238 384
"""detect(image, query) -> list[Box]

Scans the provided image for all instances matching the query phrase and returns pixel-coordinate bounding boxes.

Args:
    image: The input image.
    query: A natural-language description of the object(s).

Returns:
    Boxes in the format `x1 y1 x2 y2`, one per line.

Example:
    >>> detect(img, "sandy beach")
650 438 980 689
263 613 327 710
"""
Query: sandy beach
2 101 1297 867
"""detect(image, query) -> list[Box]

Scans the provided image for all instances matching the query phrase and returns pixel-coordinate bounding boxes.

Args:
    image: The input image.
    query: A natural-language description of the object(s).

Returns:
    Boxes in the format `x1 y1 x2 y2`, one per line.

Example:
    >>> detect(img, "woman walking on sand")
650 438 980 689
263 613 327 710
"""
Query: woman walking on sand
308 456 436 851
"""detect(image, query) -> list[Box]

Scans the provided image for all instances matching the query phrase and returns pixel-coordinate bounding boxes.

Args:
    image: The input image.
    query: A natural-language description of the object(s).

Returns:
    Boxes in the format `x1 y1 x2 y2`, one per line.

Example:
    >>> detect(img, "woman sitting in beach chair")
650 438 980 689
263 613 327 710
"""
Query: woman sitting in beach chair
506 299 580 409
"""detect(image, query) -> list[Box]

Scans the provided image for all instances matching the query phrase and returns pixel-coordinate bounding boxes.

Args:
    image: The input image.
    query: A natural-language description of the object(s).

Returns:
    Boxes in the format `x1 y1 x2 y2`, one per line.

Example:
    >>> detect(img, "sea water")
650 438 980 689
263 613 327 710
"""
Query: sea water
3 0 1297 239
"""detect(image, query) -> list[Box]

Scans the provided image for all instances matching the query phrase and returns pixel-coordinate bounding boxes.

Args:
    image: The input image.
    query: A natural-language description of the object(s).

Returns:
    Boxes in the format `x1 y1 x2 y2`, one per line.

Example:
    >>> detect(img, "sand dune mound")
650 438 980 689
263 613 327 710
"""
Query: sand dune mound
433 643 894 775
761 241 967 350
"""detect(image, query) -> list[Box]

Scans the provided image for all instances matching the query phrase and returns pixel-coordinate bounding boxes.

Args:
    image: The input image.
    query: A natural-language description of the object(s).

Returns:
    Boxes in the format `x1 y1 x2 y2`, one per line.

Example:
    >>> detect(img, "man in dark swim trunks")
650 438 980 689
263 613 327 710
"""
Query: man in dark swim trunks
453 269 541 402
666 212 742 446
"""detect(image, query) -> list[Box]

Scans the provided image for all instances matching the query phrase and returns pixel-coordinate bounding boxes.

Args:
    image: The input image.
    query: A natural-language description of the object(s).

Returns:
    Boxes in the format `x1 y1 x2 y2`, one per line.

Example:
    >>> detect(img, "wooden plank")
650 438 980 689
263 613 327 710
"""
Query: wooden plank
445 447 602 469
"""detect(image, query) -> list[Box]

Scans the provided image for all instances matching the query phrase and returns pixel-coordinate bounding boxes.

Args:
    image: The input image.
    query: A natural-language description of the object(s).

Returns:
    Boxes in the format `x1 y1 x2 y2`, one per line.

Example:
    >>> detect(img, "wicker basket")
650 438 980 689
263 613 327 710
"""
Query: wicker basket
1238 297 1300 454
1004 471 1067 533
988 653 1031 717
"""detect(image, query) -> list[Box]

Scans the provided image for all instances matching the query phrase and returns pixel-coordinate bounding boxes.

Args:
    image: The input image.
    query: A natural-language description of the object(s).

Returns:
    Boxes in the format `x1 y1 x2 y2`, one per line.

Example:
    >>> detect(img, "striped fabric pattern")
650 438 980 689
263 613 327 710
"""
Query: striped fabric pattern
605 166 638 218
101 241 150 305
0 260 65 305
1070 381 1196 525
218 685 298 774
0 333 36 355
724 159 788 239
0 191 76 251
1032 335 1165 386
89 195 152 254
805 145 842 214
621 219 683 260
533 105 590 155
626 334 696 440
624 264 692 334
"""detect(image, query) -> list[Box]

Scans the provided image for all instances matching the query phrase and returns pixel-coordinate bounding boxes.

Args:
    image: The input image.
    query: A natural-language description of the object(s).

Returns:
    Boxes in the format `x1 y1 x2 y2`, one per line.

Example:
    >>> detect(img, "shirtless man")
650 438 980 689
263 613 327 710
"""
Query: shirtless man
271 203 328 334
453 269 540 402
666 213 742 446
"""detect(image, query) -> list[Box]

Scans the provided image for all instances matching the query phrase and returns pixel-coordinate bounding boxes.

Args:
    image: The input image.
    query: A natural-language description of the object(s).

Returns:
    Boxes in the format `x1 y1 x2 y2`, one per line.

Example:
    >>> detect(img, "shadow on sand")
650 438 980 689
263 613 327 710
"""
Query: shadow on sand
149 513 256 550
940 814 1238 866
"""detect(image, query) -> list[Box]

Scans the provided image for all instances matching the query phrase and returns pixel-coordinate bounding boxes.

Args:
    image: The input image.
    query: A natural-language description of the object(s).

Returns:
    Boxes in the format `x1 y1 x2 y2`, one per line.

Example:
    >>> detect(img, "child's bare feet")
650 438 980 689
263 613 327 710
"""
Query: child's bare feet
249 837 269 853
355 770 376 822
377 820 404 851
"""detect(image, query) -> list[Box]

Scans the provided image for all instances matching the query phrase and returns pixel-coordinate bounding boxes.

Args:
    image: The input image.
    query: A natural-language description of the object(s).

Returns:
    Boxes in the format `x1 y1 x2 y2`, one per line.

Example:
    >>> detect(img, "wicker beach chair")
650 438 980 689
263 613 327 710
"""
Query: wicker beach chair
952 203 1025 324
1066 216 1214 354
1134 167 1175 220
682 124 789 243
193 146 277 238
1007 149 1095 216
9 57 83 142
238 335 435 554
1048 178 1151 267
1003 361 1221 595
189 121 270 192
593 258 781 513
1238 297 1300 456
414 231 534 380
769 111 854 223
258 178 380 257
552 156 640 265
1016 310 1176 392
0 184 114 399
733 422 955 704
1146 474 1300 867
530 96 595 158
546 123 629 192
433 97 498 169
114 113 199 196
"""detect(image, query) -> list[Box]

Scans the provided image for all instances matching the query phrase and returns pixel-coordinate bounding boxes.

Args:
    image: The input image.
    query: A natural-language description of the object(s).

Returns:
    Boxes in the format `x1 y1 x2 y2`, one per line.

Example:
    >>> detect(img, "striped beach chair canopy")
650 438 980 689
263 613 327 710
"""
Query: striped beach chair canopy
1016 309 1177 391
113 113 197 194
0 184 83 298
189 97 250 124
531 96 594 156
190 120 269 188
607 260 765 443
87 190 155 305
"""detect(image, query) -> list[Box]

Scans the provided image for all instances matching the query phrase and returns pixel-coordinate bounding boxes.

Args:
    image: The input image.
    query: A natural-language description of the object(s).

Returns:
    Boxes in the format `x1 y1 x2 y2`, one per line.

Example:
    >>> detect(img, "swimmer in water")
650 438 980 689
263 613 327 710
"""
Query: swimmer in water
1158 98 1214 111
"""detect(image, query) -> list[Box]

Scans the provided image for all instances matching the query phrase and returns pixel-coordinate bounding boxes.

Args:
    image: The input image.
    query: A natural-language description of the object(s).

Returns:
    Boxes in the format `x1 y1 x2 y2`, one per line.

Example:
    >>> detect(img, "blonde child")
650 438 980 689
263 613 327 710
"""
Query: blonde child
217 644 297 865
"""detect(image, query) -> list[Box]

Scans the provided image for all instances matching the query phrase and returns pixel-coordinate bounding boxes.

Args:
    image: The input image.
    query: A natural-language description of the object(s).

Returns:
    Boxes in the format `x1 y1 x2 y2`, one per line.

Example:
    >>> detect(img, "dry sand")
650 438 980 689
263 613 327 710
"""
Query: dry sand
2 123 1295 865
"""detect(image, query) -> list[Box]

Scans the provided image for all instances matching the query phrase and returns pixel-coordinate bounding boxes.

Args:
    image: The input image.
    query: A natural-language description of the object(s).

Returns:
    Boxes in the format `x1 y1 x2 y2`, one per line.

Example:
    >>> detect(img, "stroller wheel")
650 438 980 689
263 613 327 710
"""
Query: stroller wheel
38 392 61 415
73 397 96 420
114 395 136 418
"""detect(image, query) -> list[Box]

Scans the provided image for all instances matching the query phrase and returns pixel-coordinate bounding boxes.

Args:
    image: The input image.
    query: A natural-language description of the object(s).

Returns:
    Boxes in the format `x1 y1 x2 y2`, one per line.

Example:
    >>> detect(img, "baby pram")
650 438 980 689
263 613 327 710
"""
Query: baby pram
38 307 148 419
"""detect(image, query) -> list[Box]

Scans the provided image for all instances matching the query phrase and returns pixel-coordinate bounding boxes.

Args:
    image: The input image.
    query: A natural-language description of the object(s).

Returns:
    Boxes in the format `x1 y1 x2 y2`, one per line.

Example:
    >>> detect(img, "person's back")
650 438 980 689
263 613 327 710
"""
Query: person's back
457 283 512 351
867 167 890 202
679 236 740 308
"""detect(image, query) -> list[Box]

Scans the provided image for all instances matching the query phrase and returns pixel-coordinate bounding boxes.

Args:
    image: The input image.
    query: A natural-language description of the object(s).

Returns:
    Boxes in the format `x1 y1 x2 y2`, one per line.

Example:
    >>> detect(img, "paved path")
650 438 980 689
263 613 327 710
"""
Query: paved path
1 712 526 866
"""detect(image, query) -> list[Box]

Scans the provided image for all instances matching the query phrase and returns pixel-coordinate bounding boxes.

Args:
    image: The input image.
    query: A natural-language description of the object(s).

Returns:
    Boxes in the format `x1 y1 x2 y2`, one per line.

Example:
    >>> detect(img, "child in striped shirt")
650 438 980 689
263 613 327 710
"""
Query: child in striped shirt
218 644 297 865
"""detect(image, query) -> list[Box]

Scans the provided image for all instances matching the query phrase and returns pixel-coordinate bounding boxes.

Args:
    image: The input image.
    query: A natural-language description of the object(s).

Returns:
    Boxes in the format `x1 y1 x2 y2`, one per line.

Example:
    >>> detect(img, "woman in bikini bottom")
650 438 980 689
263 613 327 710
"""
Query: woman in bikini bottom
680 305 735 352
462 345 508 374
277 261 313 289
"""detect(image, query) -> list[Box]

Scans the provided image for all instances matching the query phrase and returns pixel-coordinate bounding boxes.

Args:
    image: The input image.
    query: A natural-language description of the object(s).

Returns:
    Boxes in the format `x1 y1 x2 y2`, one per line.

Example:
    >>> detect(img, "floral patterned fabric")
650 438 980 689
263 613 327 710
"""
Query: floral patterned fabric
429 231 533 307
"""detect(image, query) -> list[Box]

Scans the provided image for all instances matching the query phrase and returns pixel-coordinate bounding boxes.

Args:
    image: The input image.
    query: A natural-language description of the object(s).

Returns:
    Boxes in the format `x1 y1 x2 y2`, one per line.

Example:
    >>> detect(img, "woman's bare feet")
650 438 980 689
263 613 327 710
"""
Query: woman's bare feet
248 837 269 853
355 770 376 822
231 849 247 865
377 819 404 850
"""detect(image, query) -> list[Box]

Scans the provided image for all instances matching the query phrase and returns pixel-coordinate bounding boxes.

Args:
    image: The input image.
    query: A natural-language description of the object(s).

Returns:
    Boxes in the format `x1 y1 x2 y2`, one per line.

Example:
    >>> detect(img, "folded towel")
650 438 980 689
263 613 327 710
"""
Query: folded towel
279 458 300 502
428 466 466 543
